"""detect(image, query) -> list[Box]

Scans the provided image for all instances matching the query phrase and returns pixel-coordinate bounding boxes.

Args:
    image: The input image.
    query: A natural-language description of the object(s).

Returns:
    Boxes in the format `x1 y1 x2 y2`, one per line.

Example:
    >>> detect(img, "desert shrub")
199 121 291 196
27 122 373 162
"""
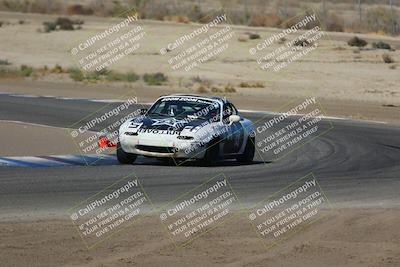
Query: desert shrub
68 67 84 81
278 37 287 44
372 41 391 50
211 87 223 93
325 12 344 32
347 36 367 47
366 7 399 35
294 38 311 47
143 72 167 85
42 17 82 33
282 10 319 29
43 21 57 32
239 81 264 88
224 84 236 93
50 64 64 73
2 0 61 14
0 59 10 65
191 76 211 87
2 0 29 12
19 65 33 77
55 17 74 30
66 4 93 15
389 65 396 69
85 71 103 81
18 20 25 25
106 71 139 82
382 54 394 64
0 21 3 27
188 5 205 23
196 85 208 94
245 32 261 40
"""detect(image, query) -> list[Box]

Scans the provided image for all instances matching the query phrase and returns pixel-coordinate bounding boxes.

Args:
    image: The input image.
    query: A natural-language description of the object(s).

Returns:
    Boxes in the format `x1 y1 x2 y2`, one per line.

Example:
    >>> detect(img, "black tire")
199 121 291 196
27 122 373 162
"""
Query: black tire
117 142 137 164
200 141 220 166
237 137 255 163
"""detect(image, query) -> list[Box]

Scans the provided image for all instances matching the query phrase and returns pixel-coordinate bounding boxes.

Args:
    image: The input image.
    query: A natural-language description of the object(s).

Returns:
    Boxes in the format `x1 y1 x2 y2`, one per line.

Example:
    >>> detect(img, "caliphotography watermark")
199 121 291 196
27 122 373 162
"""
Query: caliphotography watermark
70 8 145 72
68 174 153 249
159 173 238 247
68 91 145 165
252 97 334 163
249 10 326 72
248 172 332 250
160 11 235 72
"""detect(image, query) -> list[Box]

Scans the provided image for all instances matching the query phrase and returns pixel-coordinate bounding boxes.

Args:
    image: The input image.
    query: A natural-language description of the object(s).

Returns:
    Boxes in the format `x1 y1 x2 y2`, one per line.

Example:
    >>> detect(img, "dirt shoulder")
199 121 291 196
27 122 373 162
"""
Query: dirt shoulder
0 208 399 267
0 11 399 124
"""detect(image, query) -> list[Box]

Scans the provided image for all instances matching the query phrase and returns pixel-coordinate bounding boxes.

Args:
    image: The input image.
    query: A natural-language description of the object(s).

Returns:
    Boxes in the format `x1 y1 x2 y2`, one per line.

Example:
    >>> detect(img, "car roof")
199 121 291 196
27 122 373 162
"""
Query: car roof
160 94 229 104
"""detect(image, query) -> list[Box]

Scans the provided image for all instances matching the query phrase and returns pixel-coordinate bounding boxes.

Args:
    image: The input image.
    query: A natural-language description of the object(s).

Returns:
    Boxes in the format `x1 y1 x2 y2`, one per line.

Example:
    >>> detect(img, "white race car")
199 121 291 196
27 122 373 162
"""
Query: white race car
115 94 255 165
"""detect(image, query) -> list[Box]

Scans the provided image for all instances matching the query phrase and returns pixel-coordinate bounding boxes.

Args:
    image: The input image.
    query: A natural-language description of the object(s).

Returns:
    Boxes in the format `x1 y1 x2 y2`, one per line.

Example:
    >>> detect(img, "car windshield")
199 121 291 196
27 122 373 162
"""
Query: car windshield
147 97 220 120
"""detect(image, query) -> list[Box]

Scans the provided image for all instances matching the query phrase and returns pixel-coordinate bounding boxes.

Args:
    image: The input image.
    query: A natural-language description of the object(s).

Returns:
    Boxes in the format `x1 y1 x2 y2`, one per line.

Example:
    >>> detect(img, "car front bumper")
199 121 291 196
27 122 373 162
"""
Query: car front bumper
119 134 207 159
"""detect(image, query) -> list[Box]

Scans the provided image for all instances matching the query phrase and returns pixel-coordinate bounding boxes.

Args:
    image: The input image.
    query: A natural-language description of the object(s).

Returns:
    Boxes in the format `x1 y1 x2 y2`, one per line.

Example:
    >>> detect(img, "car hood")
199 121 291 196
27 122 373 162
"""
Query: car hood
127 115 208 133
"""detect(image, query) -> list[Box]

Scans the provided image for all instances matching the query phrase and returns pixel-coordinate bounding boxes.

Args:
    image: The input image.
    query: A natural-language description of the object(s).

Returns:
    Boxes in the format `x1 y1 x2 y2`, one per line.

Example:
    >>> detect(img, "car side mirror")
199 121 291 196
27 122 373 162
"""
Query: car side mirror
228 115 240 125
139 108 148 115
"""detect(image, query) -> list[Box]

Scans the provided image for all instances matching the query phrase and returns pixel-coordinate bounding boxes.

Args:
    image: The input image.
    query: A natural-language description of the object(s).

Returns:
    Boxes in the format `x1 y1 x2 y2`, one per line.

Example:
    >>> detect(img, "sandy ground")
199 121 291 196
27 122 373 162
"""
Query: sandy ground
1 11 400 267
0 209 399 267
0 11 399 114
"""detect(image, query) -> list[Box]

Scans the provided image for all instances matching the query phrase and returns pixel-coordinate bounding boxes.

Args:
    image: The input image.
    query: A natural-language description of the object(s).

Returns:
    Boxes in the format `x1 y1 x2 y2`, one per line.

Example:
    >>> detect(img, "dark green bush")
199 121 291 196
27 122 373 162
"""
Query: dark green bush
143 72 167 85
372 41 391 50
19 65 33 77
348 36 367 47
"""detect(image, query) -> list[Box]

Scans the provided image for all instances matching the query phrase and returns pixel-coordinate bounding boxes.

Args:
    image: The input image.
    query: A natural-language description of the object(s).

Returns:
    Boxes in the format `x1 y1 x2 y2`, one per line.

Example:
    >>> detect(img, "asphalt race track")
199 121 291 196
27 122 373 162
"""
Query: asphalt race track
0 94 399 218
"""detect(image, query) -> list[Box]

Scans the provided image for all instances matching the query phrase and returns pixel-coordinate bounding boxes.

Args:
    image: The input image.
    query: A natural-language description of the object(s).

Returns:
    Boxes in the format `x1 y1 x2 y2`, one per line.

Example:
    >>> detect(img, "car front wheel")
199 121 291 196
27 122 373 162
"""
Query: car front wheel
117 142 137 164
236 137 255 163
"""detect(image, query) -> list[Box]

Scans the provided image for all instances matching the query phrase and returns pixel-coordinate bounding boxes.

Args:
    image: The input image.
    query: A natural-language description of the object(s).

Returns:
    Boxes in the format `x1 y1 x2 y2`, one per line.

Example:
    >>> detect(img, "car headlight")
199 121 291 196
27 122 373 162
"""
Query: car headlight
177 136 194 140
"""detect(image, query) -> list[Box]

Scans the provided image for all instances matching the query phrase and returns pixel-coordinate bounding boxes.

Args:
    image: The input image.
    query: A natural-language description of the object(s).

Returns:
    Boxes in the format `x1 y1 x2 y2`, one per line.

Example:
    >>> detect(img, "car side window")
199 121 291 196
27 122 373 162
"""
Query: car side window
222 103 238 122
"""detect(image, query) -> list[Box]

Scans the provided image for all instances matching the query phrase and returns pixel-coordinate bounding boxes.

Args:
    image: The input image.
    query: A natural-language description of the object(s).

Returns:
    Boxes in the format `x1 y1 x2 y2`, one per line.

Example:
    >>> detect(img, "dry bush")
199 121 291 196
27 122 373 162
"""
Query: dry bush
325 11 344 32
382 54 394 64
196 85 208 94
188 5 205 23
239 81 265 88
282 10 320 29
245 32 261 39
55 17 74 30
50 64 64 74
211 87 223 93
224 84 236 93
294 38 311 47
366 7 399 35
278 37 287 44
1 0 62 14
347 36 367 47
372 41 391 50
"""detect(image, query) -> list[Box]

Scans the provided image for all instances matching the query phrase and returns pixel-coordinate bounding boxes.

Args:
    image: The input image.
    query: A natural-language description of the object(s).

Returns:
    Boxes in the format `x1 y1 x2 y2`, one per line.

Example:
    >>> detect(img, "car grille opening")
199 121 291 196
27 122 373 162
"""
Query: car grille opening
136 145 176 153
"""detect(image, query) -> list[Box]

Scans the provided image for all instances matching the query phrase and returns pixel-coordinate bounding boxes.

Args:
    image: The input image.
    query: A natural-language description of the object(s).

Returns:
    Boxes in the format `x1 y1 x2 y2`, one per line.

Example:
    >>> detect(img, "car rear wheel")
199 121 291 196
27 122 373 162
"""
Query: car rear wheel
117 142 137 164
237 137 255 163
